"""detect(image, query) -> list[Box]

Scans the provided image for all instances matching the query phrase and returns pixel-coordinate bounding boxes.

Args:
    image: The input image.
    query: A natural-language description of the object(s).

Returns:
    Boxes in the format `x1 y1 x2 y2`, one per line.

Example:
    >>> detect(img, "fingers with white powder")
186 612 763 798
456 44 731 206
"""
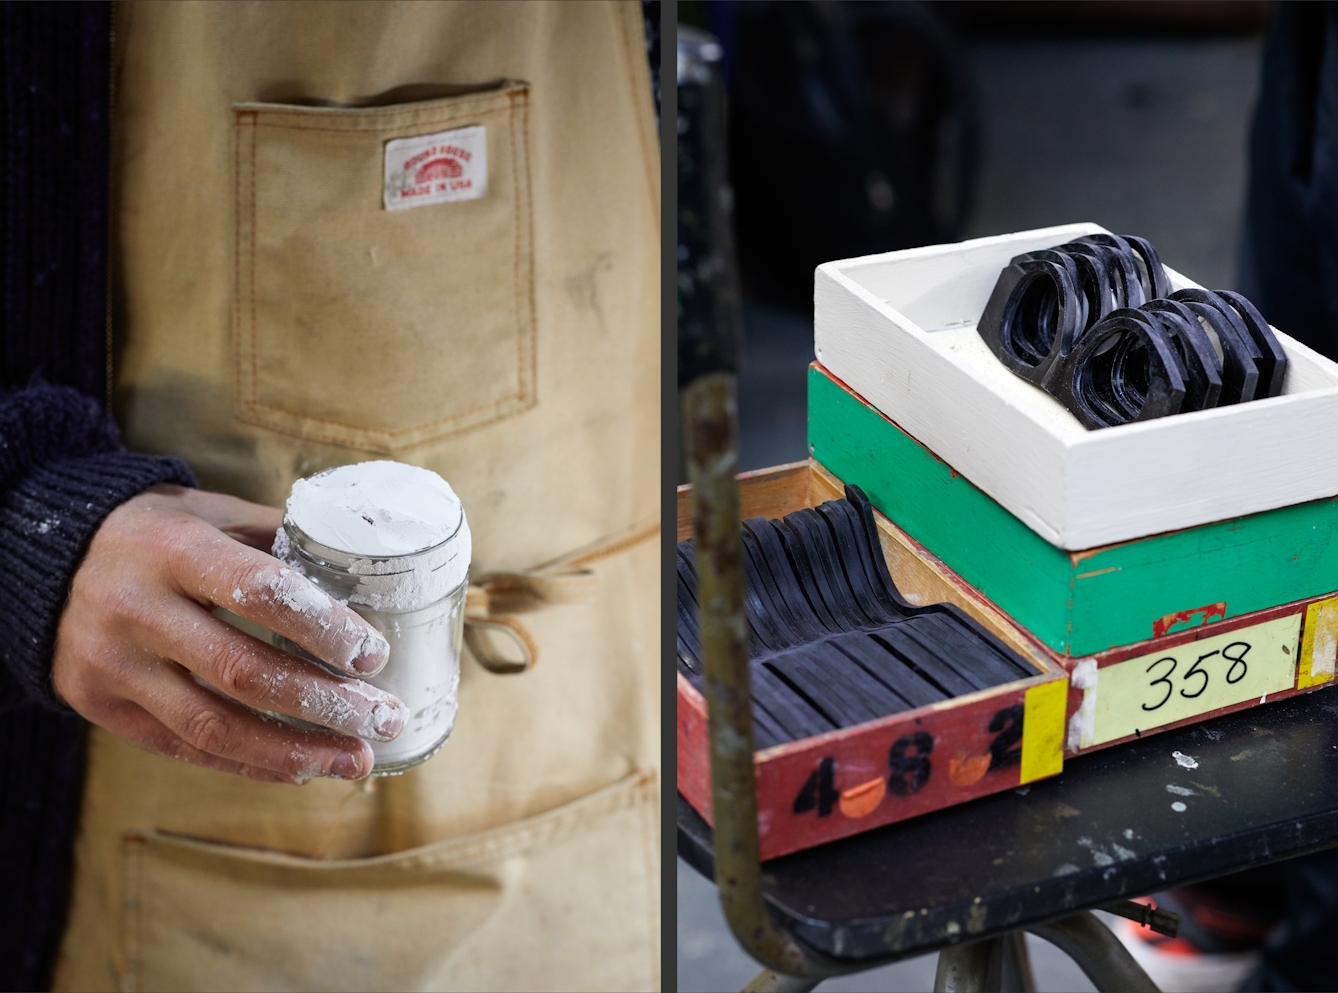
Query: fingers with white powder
125 665 376 781
93 698 305 784
64 641 378 782
142 603 408 742
171 528 390 675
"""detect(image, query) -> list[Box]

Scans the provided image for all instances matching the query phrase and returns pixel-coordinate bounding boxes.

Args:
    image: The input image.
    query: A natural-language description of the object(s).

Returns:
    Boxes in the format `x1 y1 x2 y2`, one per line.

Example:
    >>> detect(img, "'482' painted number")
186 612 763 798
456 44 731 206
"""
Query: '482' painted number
790 704 1027 819
792 732 934 817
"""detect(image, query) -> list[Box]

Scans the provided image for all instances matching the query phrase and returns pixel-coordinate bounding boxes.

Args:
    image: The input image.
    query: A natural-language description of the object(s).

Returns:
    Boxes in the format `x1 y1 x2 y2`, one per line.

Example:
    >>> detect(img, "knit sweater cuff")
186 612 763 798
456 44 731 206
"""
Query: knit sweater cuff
0 440 196 710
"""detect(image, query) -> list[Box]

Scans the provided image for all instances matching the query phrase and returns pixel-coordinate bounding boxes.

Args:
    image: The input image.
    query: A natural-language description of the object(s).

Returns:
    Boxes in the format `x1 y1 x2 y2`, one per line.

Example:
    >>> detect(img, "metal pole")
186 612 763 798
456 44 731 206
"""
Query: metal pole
678 27 854 985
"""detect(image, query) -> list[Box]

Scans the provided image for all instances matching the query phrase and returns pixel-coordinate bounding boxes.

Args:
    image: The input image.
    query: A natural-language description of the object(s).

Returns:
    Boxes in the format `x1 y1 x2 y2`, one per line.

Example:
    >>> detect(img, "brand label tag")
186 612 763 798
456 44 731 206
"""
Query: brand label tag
383 125 486 211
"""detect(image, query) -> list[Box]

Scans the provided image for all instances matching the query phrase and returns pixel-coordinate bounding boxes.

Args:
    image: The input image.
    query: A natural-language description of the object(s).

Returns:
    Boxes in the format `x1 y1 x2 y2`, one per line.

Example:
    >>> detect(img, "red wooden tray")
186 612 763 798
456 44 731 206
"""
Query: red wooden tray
677 460 1338 860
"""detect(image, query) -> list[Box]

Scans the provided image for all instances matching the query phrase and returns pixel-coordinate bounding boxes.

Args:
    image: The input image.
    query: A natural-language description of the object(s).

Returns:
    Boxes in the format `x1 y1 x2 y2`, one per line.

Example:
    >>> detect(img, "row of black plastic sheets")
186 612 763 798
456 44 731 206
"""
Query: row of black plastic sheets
676 486 1037 749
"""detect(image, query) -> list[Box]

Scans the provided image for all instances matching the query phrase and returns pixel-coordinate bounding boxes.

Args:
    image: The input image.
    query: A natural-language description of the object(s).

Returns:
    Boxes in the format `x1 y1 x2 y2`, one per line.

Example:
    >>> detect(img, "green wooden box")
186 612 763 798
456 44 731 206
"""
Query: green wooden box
808 363 1338 657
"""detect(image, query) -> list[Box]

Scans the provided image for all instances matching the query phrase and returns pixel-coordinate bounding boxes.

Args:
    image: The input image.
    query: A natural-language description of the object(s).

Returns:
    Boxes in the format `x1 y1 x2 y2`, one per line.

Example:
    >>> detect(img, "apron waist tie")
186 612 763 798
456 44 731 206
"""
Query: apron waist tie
464 515 659 674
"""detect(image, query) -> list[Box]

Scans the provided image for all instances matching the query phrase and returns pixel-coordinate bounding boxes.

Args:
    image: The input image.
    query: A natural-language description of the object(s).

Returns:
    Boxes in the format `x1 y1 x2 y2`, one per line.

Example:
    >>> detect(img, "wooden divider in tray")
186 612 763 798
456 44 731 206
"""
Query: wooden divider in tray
676 459 1070 860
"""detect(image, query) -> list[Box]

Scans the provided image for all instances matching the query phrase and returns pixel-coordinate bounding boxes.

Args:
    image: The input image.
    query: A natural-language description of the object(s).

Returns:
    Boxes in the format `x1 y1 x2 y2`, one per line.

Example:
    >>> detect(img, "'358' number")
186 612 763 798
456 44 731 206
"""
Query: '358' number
1142 641 1250 712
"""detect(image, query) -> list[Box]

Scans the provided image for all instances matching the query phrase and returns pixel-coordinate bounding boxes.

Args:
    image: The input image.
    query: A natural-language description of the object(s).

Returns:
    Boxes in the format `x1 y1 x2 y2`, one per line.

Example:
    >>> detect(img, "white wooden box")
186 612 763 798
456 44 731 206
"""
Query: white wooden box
814 223 1338 551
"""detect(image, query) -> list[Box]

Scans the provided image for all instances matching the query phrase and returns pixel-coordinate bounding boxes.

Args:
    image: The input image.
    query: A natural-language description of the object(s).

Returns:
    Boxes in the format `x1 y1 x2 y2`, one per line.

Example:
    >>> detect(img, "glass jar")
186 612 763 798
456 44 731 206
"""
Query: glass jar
271 464 471 775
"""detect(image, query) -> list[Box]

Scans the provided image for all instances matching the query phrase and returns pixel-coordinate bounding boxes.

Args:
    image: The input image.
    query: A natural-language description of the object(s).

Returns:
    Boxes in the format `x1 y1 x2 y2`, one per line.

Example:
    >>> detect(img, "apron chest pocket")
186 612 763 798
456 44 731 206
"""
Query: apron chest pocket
233 83 535 454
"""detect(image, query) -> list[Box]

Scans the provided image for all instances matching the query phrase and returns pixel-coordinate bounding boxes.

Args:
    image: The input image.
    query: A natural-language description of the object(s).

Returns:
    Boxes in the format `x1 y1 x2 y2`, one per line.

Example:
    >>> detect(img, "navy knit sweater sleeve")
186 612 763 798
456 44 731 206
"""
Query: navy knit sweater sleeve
0 383 196 710
0 6 200 990
0 383 195 992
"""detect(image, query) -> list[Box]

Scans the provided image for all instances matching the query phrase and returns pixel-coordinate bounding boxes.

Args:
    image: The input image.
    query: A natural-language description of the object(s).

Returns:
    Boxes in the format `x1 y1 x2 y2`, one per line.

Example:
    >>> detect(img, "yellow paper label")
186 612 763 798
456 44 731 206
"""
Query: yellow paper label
1299 597 1338 689
1092 614 1300 747
1020 679 1067 784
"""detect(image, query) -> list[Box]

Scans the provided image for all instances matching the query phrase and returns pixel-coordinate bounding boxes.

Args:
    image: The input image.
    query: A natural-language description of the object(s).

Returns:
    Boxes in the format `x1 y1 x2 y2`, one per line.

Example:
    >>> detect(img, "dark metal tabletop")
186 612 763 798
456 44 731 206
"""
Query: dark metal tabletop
678 688 1338 962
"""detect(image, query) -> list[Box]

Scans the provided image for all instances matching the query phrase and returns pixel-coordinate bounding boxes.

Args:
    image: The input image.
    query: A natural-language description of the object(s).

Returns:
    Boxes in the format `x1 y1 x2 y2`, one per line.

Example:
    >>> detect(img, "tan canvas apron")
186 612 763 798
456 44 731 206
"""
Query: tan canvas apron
50 3 660 990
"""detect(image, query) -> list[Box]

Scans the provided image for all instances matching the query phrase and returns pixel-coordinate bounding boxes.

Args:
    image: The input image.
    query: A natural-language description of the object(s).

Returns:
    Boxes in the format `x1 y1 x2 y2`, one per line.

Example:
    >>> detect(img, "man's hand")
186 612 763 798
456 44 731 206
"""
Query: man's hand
52 484 404 784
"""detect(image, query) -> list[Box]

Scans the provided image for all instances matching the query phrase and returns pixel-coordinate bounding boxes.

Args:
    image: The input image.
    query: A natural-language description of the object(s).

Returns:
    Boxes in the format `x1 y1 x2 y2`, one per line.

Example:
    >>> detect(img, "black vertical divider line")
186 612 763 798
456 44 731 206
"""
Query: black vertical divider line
0 6 9 382
26 12 51 384
5 6 28 383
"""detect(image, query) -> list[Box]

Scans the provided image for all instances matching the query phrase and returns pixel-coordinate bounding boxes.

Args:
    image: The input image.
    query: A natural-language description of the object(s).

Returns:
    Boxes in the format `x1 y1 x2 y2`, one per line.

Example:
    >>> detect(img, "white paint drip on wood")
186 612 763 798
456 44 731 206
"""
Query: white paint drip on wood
1066 658 1098 752
814 223 1338 549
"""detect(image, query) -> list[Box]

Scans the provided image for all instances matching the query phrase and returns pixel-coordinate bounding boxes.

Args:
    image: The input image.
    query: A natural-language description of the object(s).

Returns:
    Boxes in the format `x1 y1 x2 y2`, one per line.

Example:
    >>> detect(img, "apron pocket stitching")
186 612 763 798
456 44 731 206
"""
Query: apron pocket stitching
126 769 652 871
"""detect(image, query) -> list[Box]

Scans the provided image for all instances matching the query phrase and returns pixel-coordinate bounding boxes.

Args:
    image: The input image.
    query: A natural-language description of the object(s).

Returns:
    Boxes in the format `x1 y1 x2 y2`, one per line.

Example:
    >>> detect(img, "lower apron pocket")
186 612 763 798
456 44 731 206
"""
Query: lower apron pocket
118 771 659 993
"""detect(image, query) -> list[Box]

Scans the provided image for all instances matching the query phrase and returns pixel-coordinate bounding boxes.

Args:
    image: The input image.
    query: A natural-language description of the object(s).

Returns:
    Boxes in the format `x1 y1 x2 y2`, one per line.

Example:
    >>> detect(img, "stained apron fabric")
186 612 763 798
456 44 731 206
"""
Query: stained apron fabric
51 3 660 990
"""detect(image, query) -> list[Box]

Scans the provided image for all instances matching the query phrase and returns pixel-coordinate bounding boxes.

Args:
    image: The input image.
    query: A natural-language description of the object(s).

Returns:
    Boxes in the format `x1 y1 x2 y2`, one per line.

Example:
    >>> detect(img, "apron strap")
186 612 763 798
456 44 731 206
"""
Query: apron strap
464 516 659 674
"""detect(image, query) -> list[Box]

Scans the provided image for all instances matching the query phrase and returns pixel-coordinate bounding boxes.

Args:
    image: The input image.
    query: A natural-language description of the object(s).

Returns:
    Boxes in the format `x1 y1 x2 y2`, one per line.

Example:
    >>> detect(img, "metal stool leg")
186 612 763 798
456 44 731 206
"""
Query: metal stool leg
998 932 1036 993
746 910 1146 993
934 939 996 992
1026 911 1160 993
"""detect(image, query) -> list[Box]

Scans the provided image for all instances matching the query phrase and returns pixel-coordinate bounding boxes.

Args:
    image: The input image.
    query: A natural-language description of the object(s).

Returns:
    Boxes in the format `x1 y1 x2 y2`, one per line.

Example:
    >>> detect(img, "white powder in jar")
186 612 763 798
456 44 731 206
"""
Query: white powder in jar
353 600 462 768
286 460 467 558
278 460 471 773
284 461 471 610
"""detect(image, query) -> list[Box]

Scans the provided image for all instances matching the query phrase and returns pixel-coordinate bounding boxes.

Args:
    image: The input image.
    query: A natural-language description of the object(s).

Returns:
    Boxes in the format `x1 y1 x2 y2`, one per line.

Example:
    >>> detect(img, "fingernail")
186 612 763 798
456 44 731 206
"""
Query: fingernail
370 698 408 741
329 751 365 779
350 628 390 674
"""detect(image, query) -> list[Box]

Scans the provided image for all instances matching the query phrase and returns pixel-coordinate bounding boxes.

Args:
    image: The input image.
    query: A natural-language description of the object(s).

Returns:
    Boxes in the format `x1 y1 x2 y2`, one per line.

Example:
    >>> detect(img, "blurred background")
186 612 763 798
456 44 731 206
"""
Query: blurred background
677 2 1269 990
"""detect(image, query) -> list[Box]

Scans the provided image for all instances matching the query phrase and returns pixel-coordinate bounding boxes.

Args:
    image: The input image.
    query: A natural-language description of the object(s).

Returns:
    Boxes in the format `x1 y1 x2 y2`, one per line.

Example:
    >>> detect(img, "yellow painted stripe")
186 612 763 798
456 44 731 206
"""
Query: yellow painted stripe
1020 679 1068 784
1299 597 1338 689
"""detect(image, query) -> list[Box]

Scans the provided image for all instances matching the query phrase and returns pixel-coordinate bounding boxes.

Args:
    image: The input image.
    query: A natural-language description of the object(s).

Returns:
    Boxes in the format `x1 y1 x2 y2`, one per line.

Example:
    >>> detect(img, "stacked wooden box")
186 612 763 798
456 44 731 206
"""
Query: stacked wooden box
678 223 1338 859
810 222 1338 753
